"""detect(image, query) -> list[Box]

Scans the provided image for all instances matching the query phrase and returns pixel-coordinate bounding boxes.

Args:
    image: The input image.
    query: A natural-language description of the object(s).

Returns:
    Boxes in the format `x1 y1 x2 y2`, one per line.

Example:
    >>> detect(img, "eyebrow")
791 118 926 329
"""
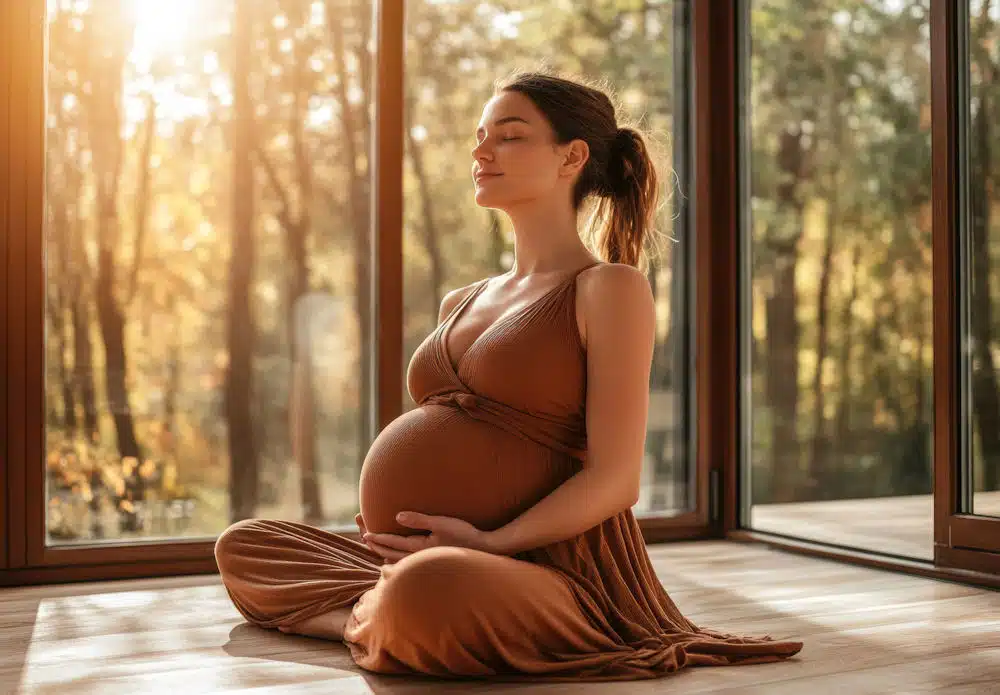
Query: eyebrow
476 116 530 137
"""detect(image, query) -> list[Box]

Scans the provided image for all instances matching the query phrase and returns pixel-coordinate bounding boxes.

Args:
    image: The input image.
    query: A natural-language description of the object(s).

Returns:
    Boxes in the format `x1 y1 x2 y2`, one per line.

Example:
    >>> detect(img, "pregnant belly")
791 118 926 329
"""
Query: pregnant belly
358 404 571 535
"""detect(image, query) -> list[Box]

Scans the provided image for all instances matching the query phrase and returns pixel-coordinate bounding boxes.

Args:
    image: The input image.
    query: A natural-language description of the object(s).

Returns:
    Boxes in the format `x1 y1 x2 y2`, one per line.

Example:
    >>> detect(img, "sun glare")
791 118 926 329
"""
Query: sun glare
130 0 198 59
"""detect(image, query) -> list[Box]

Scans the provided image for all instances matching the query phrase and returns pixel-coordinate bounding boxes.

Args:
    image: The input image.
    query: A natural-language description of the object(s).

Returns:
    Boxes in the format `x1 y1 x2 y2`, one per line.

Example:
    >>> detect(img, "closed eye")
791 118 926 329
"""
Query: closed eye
475 135 522 145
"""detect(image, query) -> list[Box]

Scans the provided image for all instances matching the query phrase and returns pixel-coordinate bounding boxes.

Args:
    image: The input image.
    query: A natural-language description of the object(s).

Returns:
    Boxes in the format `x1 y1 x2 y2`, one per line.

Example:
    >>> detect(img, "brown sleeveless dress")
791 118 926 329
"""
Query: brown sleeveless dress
214 262 803 682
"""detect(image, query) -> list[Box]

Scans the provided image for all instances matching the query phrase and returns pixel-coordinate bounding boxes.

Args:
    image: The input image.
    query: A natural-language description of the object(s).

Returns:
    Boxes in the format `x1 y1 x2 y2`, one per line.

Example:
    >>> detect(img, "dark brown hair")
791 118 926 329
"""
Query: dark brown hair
495 69 662 269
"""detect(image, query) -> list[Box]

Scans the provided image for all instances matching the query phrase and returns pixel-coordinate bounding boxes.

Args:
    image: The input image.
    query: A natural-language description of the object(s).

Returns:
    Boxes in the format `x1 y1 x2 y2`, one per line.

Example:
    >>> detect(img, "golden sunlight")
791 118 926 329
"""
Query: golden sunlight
130 0 199 57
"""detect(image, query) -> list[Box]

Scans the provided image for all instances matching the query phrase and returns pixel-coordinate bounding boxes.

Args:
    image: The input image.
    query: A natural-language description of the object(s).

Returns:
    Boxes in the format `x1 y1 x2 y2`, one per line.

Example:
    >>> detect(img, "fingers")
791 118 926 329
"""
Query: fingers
395 511 433 530
364 532 426 553
366 539 409 563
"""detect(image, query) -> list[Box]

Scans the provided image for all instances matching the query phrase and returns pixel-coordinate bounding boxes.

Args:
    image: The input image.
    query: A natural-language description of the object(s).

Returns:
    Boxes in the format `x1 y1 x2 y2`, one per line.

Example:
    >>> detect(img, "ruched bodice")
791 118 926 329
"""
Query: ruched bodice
214 261 803 682
429 273 587 397
416 272 591 456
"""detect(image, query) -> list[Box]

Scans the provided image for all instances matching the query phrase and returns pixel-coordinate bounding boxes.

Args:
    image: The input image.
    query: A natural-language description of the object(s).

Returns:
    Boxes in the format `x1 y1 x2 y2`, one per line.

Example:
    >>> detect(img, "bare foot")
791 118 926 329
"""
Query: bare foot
277 607 353 641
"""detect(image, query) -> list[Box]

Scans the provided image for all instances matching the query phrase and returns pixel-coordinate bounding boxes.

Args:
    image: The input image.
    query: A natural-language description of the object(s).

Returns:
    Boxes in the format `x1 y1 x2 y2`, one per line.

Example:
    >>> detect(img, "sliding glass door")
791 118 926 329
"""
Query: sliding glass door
740 0 1000 576
741 0 936 561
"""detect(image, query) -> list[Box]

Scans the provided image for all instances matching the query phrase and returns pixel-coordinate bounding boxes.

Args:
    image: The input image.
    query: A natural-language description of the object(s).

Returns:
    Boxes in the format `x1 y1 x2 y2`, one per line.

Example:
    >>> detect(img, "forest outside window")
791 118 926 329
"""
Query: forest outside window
743 0 937 560
39 0 694 550
43 0 378 545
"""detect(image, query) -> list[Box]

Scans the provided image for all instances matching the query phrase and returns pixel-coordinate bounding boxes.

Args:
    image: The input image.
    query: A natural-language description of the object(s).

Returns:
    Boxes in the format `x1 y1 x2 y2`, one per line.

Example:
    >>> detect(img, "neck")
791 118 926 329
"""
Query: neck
503 196 594 276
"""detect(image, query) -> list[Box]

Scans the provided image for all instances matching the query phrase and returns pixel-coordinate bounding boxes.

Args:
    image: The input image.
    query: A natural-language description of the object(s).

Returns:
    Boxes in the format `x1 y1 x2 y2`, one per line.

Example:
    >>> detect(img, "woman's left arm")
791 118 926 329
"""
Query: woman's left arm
487 263 655 555
364 264 656 560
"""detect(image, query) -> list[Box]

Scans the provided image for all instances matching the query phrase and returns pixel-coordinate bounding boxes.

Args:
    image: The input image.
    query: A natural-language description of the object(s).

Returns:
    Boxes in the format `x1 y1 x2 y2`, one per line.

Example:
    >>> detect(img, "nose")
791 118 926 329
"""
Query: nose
471 139 493 162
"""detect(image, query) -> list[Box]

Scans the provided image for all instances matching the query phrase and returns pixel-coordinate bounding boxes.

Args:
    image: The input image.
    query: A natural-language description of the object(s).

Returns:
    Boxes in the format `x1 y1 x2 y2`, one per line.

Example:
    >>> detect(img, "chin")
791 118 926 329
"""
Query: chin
473 192 504 209
473 189 519 211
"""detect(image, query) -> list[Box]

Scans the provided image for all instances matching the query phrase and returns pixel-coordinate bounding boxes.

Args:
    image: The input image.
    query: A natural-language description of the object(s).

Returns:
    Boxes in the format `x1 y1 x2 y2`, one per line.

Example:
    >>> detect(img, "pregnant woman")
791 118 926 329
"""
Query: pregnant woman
215 70 803 682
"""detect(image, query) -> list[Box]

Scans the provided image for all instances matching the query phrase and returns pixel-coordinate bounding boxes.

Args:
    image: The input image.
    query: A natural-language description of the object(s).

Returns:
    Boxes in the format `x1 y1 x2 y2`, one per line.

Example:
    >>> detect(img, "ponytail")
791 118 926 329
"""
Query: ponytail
592 127 659 269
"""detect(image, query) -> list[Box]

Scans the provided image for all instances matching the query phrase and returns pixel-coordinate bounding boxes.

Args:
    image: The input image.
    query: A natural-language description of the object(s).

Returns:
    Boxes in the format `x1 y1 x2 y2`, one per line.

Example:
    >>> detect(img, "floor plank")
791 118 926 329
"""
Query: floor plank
1 541 997 694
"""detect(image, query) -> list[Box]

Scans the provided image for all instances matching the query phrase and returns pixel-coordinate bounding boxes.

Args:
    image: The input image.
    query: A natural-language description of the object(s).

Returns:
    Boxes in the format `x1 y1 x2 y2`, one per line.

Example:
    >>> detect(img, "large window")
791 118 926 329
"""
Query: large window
400 1 694 518
965 0 1000 519
742 0 935 560
9 0 996 585
38 0 693 549
43 0 376 544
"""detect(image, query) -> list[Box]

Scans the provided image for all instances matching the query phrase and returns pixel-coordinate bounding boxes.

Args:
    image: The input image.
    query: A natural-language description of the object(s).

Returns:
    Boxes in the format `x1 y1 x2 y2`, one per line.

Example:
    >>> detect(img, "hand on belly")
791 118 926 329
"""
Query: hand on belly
356 404 567 535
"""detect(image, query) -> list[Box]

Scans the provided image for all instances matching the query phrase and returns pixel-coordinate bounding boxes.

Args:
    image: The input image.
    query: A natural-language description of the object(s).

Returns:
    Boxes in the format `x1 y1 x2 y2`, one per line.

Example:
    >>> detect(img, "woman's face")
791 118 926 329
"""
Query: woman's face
470 90 586 210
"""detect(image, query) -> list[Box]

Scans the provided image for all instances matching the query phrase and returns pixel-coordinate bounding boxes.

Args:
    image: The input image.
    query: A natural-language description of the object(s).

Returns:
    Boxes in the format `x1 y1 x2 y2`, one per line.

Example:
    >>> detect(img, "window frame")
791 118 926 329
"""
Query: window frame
0 0 710 585
0 0 11 572
938 0 1000 560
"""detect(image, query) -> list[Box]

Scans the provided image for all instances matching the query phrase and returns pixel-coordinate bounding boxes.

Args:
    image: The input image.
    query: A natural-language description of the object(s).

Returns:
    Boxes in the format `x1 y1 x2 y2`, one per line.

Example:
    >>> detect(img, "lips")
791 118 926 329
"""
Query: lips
474 172 503 183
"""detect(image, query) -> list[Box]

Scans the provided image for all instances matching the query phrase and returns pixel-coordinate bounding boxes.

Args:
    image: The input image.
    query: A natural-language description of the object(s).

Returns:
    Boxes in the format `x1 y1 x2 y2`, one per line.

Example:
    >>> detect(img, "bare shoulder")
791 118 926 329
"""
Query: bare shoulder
575 263 655 347
437 280 484 325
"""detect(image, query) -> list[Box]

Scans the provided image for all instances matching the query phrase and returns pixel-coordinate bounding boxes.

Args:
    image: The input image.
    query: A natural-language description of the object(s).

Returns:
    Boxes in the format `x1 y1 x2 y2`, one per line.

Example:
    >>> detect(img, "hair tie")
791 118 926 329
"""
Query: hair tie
605 128 636 195
611 128 631 159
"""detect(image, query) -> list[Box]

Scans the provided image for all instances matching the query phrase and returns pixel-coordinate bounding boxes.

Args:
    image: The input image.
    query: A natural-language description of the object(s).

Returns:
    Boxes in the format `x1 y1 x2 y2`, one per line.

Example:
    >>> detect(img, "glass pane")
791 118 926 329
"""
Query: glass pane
43 0 374 544
401 1 694 518
744 0 934 559
968 0 1000 518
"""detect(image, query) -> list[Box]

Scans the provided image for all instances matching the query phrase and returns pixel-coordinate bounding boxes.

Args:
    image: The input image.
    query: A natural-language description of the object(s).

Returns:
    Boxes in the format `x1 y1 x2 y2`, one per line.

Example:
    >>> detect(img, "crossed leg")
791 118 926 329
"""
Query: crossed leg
214 518 621 678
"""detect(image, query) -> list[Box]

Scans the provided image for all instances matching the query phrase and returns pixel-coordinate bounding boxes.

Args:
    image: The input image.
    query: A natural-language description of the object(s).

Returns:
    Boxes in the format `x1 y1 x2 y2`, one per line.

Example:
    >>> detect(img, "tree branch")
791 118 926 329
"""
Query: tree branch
253 133 298 233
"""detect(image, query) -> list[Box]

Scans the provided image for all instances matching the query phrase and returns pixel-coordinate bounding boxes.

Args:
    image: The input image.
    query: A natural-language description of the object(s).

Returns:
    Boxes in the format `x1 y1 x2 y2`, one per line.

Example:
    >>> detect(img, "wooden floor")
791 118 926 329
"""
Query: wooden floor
752 491 1000 561
2 541 998 694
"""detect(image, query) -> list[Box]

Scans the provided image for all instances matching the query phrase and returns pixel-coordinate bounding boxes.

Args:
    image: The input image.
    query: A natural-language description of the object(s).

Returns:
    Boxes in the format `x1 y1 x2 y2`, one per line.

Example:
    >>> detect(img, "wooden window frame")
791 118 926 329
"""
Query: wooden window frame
4 0 999 588
933 0 1000 563
0 0 11 572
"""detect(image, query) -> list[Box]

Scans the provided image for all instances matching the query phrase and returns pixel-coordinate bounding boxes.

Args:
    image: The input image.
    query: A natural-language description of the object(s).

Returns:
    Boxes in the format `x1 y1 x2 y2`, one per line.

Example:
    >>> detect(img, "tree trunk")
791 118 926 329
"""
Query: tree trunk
50 199 77 435
51 289 77 434
95 225 141 460
225 0 260 523
810 67 845 494
328 3 373 476
71 292 99 441
64 142 99 441
253 5 323 521
162 296 180 455
809 194 837 493
766 248 801 503
404 85 444 312
833 244 861 463
87 5 141 461
288 20 322 523
765 121 807 503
